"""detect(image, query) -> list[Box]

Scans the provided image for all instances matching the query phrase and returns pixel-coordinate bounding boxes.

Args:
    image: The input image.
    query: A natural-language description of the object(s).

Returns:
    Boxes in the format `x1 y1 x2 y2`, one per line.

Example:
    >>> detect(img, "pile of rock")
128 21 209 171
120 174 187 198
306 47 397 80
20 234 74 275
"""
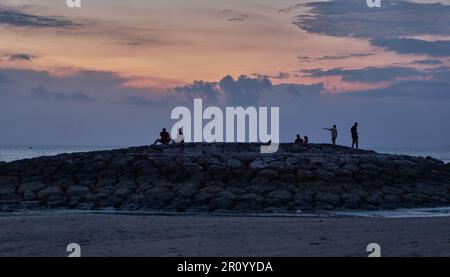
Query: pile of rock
1 143 449 213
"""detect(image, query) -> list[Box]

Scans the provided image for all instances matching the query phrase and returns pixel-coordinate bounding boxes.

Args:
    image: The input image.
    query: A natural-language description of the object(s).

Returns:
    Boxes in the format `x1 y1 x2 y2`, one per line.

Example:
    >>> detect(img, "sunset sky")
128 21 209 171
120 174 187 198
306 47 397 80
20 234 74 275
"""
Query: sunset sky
1 0 450 147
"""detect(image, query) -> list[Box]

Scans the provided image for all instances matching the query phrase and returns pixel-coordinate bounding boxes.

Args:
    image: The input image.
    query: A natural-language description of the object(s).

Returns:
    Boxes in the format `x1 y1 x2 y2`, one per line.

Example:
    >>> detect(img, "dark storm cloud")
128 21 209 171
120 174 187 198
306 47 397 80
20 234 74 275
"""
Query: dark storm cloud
298 53 374 63
370 38 450 57
411 59 443 65
316 53 374 61
0 7 79 28
426 65 450 80
30 86 94 102
174 74 322 107
219 75 272 106
273 72 290 79
7 53 32 61
227 14 247 22
300 64 450 100
302 66 424 83
116 38 167 47
174 75 275 106
0 68 174 107
295 0 450 39
342 65 450 99
251 71 290 80
0 68 129 98
349 79 450 100
174 80 220 103
221 9 248 22
298 56 313 63
427 66 450 72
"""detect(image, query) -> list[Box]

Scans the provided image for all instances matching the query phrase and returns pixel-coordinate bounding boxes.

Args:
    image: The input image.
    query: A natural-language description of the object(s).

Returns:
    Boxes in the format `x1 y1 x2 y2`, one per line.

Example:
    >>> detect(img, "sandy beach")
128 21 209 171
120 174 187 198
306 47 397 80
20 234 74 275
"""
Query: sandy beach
0 212 449 257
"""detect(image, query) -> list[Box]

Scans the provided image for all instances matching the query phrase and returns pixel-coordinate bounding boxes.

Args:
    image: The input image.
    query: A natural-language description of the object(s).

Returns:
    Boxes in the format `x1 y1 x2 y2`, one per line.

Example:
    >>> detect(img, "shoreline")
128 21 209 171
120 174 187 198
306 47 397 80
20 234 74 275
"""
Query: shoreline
1 212 449 257
2 206 450 219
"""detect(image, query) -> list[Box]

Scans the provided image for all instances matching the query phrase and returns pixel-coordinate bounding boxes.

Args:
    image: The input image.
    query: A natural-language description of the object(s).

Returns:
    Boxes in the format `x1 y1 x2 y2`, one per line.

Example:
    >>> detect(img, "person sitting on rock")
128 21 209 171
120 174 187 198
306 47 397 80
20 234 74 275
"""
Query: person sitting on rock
172 128 185 144
303 136 309 145
351 122 359 149
152 128 171 145
323 125 338 145
295 134 303 144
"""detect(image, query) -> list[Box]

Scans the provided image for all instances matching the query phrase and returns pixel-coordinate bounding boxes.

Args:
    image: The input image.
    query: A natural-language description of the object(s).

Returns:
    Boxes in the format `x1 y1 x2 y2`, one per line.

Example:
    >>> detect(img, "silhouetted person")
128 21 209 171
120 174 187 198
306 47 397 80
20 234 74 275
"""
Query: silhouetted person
303 136 309 145
295 134 303 144
323 125 338 145
351 122 359 149
153 128 171 145
172 128 185 144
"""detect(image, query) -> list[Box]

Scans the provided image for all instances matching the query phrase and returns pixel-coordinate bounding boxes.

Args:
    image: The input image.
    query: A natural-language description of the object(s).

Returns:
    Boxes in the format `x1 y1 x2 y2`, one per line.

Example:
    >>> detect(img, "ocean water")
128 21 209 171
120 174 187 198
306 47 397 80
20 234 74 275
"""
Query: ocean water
0 145 449 163
0 145 121 163
332 207 450 218
371 146 450 164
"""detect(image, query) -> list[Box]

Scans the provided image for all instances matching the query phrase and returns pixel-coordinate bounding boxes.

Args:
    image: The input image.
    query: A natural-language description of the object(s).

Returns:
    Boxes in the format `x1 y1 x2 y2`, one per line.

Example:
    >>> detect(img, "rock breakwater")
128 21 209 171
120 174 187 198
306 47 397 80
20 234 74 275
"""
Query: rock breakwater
1 143 450 213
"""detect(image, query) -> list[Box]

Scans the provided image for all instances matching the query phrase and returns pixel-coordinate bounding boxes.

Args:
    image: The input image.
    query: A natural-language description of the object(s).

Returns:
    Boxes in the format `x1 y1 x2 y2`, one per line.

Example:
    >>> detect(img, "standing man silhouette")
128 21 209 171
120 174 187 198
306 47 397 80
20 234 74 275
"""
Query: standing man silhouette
351 122 359 149
323 125 338 145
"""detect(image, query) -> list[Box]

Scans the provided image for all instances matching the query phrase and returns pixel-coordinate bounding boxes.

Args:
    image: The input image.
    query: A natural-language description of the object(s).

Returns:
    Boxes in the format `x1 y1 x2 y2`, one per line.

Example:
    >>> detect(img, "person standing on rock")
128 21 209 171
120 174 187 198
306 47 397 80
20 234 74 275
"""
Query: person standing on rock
152 128 171 145
323 125 338 145
351 122 359 149
295 134 303 144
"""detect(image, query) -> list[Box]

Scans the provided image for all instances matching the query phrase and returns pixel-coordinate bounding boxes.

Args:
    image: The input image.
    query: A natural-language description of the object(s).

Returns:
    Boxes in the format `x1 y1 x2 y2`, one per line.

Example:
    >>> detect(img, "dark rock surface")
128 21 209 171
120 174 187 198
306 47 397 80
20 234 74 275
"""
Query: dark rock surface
0 143 449 213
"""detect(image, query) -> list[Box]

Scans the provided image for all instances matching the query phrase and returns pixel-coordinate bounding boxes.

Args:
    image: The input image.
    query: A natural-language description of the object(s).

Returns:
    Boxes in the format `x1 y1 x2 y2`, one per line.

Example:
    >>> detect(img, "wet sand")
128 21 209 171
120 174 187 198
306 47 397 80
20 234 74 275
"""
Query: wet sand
0 212 449 257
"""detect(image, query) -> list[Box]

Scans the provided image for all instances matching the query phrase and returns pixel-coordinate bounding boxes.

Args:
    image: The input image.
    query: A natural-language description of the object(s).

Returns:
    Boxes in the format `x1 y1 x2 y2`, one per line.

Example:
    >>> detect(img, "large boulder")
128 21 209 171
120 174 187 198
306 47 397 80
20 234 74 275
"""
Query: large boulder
17 181 47 195
37 186 64 200
315 192 341 206
66 185 91 197
267 189 292 203
0 176 20 189
209 197 234 210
